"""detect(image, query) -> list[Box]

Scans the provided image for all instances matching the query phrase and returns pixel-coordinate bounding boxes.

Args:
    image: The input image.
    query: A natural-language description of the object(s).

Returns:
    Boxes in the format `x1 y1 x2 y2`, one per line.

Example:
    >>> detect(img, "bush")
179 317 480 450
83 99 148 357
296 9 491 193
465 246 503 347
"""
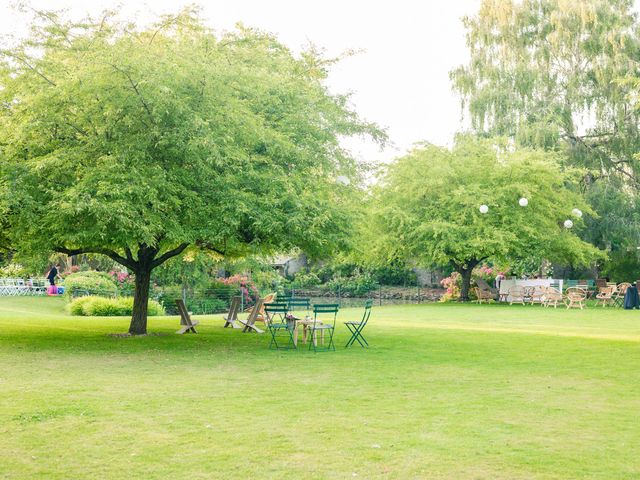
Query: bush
290 272 321 289
0 263 30 277
63 271 118 298
156 284 231 315
68 296 165 316
326 272 378 296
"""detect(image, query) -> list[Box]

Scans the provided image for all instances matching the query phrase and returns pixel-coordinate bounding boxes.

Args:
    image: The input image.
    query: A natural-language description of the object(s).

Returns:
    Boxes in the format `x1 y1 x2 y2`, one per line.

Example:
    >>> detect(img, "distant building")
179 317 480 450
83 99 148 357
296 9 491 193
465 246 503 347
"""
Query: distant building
272 254 308 277
413 268 444 288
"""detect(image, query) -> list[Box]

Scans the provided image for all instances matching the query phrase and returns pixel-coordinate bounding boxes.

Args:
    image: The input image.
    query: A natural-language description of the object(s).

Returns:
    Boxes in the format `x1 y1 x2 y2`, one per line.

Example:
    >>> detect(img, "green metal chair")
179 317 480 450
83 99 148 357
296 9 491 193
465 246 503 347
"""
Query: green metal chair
287 298 310 315
308 303 339 352
344 300 372 348
264 302 296 350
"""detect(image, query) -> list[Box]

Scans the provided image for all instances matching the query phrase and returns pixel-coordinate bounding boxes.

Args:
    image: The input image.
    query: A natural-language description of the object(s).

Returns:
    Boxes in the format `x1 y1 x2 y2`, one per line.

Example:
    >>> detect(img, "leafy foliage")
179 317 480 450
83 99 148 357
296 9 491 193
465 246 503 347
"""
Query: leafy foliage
0 7 382 333
451 0 640 279
369 136 603 299
69 296 165 316
63 271 118 298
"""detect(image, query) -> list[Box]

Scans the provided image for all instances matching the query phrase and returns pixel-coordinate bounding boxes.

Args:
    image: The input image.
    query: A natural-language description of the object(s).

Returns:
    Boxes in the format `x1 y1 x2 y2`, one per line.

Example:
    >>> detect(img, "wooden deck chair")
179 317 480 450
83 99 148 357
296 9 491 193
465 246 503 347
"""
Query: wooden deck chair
238 298 264 333
223 296 242 329
475 278 498 297
175 299 199 334
247 293 276 323
474 287 494 304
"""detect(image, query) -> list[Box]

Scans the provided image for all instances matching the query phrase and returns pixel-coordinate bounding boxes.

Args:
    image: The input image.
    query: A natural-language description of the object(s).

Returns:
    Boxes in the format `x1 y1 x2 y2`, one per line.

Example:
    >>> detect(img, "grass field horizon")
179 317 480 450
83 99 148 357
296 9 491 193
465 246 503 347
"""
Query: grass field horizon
1 296 638 479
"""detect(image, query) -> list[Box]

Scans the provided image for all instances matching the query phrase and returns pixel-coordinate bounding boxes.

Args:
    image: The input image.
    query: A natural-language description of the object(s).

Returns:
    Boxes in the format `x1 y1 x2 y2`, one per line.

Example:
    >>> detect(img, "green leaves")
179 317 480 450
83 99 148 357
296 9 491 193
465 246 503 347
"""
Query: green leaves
0 7 382 264
368 136 603 270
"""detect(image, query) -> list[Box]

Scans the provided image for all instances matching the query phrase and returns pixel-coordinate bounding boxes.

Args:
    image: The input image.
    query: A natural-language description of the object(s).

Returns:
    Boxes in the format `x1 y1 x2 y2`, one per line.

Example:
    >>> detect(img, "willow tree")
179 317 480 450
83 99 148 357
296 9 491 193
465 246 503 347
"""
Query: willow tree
451 0 640 174
370 137 602 301
450 0 640 277
0 8 382 334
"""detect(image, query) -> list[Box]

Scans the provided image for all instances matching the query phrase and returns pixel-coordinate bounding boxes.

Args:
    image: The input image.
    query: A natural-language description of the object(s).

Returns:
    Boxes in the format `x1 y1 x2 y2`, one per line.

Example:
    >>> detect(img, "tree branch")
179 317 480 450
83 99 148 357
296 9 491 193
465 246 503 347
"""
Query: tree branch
151 243 190 268
109 63 155 123
195 240 226 256
55 246 137 270
2 52 57 86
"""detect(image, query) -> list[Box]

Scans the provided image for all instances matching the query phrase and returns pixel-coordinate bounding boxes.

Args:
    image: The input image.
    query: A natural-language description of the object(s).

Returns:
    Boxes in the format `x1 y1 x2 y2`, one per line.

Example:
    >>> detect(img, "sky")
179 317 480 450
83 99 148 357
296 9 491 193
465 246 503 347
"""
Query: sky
0 0 481 163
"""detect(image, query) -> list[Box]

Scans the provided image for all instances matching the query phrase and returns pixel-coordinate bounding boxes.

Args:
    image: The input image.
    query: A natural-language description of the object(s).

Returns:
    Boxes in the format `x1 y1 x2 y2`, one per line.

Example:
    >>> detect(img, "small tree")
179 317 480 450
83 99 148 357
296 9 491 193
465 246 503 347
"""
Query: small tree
0 8 382 333
369 136 603 301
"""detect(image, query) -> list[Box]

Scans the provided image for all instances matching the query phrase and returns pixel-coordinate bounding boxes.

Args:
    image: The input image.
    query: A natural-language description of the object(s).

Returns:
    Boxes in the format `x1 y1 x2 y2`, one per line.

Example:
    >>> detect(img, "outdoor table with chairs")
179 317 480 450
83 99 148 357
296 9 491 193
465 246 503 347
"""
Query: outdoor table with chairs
490 278 637 309
217 294 373 352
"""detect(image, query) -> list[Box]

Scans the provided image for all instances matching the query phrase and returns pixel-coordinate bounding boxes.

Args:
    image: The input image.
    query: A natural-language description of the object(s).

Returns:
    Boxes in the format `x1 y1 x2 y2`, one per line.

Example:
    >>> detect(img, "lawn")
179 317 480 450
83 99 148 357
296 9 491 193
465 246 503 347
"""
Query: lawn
0 296 639 479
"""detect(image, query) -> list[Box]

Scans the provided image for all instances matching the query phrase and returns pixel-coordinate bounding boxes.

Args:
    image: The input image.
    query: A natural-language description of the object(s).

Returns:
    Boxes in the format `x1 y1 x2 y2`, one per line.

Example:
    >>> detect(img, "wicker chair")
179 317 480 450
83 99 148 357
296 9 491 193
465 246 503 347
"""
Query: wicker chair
543 287 563 308
565 287 587 309
595 286 615 307
613 282 631 307
508 286 526 305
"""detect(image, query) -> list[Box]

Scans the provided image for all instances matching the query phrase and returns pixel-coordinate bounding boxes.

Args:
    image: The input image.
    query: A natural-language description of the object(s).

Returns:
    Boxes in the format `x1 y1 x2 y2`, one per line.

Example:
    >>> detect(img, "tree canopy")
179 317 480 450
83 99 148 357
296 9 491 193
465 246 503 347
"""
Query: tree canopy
0 8 382 333
450 0 640 278
368 136 602 300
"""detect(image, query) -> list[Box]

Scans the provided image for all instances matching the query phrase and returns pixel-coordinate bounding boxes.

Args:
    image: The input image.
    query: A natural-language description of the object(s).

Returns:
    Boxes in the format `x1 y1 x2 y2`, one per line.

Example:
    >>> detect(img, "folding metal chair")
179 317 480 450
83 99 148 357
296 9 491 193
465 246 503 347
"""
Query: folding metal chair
265 302 296 350
308 303 339 352
344 300 372 348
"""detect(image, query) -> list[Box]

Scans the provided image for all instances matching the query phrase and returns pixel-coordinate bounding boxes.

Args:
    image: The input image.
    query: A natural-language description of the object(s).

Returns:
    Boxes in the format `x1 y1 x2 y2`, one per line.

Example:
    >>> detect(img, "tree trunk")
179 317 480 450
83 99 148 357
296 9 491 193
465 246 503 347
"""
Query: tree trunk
459 268 473 302
129 265 151 335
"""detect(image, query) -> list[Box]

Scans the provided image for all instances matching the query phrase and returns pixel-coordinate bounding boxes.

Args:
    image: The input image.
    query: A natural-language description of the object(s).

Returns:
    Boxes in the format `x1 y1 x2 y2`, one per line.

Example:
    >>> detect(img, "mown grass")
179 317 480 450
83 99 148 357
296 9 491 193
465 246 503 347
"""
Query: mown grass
0 296 638 479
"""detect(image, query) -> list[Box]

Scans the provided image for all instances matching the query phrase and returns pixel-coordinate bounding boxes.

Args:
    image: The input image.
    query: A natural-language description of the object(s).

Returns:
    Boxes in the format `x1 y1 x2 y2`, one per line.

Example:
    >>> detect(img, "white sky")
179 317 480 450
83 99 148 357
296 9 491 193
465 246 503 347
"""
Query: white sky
0 0 481 163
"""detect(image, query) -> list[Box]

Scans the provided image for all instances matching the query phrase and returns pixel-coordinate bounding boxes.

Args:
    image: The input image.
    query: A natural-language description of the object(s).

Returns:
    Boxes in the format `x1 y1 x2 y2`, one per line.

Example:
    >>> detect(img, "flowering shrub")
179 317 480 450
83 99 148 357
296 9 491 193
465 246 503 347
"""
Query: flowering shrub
107 270 134 295
214 274 260 305
0 263 29 277
475 264 494 281
440 272 461 302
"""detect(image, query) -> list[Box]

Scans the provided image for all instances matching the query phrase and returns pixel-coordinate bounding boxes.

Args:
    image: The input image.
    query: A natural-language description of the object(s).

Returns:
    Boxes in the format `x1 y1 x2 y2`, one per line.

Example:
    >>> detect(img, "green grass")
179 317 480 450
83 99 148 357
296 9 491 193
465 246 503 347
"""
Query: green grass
0 296 639 479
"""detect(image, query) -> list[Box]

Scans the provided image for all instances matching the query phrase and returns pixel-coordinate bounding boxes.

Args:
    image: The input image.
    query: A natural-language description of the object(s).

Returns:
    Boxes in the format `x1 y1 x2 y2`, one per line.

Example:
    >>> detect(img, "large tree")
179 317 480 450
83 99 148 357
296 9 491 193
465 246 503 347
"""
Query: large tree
450 0 640 274
0 8 382 334
369 136 602 301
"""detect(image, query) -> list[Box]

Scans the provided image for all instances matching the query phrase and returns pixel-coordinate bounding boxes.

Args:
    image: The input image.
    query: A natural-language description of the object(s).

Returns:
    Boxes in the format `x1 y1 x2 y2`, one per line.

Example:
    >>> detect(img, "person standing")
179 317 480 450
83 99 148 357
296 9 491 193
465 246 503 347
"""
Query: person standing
46 264 60 286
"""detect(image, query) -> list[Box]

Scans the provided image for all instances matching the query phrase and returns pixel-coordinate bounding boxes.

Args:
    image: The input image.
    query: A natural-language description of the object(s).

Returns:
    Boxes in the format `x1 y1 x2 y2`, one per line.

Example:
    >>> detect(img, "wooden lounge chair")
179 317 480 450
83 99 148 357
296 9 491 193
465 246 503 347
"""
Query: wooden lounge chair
475 279 498 298
238 298 264 333
222 296 242 329
474 287 494 304
246 293 275 323
175 299 199 334
565 287 586 309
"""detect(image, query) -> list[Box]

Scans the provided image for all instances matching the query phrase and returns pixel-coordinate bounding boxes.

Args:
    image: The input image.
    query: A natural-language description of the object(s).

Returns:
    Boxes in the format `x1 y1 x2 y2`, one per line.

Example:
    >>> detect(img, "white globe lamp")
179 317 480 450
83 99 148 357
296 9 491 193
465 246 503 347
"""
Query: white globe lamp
564 219 573 229
519 197 528 207
571 208 582 218
479 204 489 214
